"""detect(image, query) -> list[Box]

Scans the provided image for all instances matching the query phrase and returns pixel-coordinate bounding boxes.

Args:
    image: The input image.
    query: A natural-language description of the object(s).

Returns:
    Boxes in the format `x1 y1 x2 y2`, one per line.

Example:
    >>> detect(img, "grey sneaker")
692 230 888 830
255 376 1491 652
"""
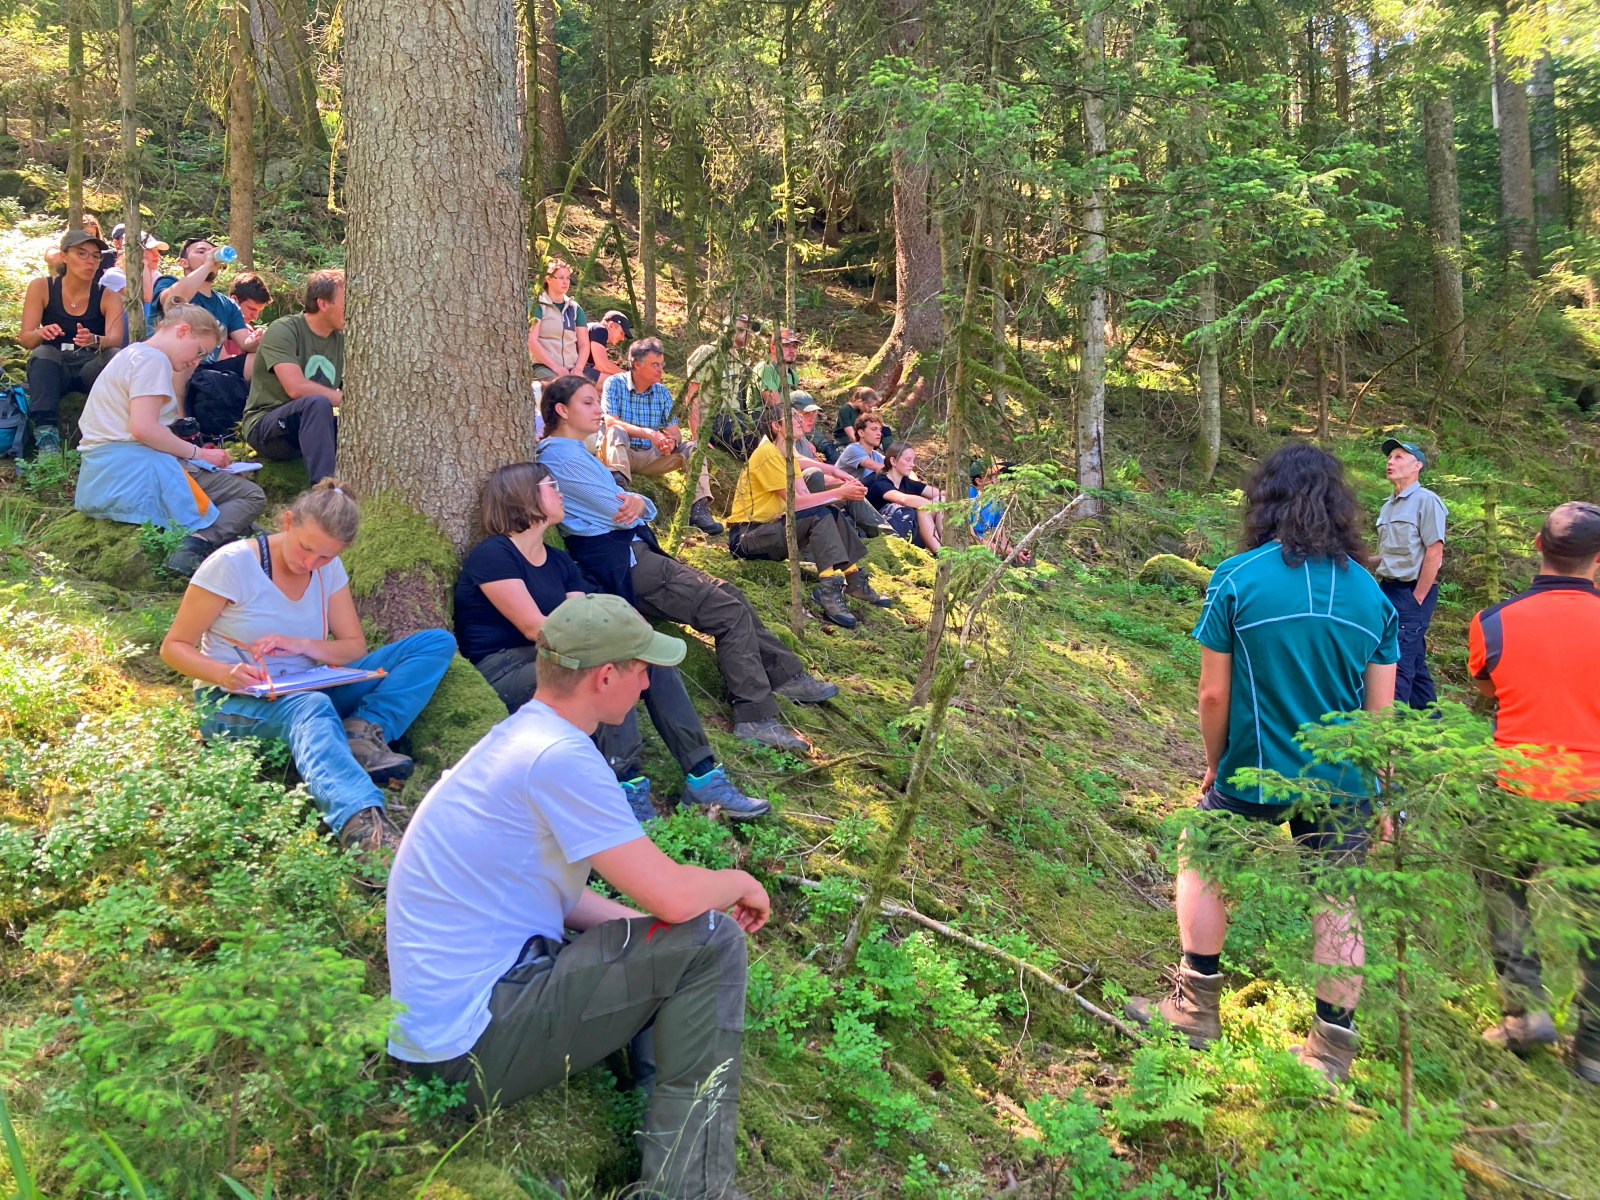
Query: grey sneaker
338 806 402 888
733 717 811 754
162 534 212 578
811 576 857 628
343 717 415 785
774 672 839 703
32 425 61 457
683 765 771 821
689 498 725 536
620 776 657 823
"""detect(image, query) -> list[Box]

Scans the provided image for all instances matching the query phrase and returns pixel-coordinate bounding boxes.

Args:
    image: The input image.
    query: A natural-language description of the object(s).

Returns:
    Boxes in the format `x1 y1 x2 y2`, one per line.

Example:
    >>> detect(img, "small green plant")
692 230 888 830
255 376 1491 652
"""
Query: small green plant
1021 1089 1197 1199
15 448 79 495
138 520 189 568
647 809 737 868
1 1086 40 1200
0 499 33 551
393 1074 468 1122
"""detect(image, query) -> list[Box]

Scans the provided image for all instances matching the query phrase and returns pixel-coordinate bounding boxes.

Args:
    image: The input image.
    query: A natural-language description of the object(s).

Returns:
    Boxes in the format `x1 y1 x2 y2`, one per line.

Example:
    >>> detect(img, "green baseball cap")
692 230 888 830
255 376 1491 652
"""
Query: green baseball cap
539 594 686 670
1381 437 1427 468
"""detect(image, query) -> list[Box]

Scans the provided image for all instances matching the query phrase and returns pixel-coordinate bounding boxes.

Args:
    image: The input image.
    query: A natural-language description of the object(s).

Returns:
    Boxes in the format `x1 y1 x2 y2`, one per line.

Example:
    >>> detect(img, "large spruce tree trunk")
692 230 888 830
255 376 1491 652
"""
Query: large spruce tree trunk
1531 51 1561 229
536 0 569 188
1491 15 1538 276
118 0 144 342
1423 90 1465 377
228 0 257 266
1077 5 1108 511
251 0 329 152
67 0 85 227
522 0 547 244
1188 4 1221 483
858 0 942 403
343 0 531 555
638 17 658 332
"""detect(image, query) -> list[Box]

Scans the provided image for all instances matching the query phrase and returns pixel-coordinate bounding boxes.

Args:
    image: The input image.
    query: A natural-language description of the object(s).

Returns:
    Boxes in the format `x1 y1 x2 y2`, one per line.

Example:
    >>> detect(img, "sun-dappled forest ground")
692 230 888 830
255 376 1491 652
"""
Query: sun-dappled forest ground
8 184 1600 1199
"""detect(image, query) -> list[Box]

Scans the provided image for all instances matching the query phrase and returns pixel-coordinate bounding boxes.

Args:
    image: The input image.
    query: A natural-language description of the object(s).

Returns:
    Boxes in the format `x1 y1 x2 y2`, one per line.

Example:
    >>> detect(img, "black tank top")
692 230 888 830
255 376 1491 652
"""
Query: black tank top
43 273 107 345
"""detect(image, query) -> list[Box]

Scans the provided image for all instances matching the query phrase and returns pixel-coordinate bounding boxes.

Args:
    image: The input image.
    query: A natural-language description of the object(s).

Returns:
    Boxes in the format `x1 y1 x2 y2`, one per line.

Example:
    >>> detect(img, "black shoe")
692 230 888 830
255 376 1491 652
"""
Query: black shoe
844 568 893 607
732 718 811 753
690 498 725 535
162 534 212 578
774 672 839 703
811 576 857 628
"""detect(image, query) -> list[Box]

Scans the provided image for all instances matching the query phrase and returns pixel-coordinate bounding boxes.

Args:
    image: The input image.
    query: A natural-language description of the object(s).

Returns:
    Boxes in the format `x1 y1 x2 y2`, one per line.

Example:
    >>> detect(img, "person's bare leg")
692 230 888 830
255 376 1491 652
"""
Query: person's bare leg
1176 867 1228 955
916 508 940 553
1311 901 1363 1010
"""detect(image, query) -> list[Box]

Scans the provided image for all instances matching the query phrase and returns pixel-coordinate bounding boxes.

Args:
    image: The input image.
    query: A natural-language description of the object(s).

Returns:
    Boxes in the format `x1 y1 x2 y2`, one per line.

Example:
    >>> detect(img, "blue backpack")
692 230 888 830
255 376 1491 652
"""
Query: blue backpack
0 386 26 458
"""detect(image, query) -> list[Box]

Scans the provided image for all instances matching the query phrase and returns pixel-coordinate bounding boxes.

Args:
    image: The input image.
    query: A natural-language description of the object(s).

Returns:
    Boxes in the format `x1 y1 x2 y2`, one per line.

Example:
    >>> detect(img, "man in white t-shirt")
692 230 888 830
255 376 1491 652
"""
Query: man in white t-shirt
73 302 266 576
387 594 769 1200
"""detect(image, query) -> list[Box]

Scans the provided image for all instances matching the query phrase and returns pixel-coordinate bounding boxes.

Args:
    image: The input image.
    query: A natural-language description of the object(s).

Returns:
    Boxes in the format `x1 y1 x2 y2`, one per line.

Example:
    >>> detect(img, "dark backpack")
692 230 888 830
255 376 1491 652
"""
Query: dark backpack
0 385 28 458
187 366 251 441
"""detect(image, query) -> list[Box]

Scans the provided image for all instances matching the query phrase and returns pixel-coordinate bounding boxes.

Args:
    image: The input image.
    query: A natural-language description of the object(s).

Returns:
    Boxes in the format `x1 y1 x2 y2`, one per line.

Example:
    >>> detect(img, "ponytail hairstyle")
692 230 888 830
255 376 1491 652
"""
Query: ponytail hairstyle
284 478 361 545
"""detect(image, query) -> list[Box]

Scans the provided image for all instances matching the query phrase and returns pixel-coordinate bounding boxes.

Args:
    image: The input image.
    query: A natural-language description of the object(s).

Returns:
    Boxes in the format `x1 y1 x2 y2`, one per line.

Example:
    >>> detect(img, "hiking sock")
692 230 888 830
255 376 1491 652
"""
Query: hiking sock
1184 951 1221 976
1315 998 1355 1029
686 760 718 784
819 567 842 578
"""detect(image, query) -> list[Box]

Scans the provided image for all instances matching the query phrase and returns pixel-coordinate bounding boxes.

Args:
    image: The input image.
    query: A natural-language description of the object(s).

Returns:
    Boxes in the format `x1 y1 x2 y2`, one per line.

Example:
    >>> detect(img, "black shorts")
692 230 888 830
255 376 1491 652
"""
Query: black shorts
1198 785 1371 865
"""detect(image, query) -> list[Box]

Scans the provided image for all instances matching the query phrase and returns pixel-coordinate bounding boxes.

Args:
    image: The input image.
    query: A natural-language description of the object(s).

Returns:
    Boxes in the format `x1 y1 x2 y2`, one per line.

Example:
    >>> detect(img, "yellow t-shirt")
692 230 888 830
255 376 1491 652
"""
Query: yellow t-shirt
728 438 803 525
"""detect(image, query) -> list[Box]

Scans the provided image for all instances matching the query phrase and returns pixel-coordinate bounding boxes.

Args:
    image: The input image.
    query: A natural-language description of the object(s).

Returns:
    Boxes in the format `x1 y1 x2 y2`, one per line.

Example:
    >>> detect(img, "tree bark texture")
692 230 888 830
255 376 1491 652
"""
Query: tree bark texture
638 17 658 331
1531 51 1561 229
1491 16 1538 275
1077 5 1108 510
536 0 569 188
1422 92 1465 377
250 0 328 151
342 0 532 552
228 0 257 267
67 0 85 227
1187 4 1221 484
1332 15 1350 127
781 0 798 330
118 0 144 342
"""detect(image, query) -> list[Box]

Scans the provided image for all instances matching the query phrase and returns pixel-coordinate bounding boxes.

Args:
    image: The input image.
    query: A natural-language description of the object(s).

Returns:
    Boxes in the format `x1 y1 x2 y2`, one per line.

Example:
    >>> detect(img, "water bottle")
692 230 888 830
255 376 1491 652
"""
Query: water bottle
210 245 238 266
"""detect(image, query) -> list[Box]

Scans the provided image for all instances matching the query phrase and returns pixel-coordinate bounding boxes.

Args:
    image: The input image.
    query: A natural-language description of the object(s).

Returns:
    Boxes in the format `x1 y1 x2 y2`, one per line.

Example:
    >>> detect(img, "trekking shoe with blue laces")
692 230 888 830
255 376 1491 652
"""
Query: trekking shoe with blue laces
683 765 771 821
620 776 657 824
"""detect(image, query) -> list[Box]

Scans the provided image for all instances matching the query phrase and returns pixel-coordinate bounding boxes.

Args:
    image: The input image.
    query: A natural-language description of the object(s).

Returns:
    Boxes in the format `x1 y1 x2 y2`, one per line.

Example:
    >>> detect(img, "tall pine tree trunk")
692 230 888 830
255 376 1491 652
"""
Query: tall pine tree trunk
522 0 547 248
67 0 85 227
536 0 568 188
252 0 328 152
1423 90 1465 377
1332 15 1350 127
228 0 257 267
118 0 144 341
1531 51 1561 228
1491 14 1538 276
781 0 797 329
1188 3 1221 483
1077 4 1108 511
637 14 657 332
343 0 531 552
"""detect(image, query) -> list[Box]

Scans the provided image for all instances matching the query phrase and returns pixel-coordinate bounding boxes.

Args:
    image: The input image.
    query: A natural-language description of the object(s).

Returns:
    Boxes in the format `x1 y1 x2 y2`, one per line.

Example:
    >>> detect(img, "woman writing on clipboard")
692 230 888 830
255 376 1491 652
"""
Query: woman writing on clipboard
160 480 457 872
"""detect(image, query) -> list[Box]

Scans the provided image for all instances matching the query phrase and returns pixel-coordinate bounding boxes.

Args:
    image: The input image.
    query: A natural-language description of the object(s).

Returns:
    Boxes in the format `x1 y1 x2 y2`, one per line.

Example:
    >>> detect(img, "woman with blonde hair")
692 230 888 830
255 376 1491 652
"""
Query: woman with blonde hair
161 480 457 869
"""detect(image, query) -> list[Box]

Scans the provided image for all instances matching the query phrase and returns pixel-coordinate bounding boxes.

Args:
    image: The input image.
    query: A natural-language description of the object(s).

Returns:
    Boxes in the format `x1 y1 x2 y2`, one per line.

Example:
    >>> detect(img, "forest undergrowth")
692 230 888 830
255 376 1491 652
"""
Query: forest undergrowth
7 192 1600 1199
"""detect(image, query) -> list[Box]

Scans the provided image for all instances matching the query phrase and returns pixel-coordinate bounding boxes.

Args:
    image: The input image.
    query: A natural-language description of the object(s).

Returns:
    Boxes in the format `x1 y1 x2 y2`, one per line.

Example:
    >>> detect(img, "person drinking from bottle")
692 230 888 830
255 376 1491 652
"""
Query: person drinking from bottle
160 480 457 880
153 238 251 373
18 229 126 455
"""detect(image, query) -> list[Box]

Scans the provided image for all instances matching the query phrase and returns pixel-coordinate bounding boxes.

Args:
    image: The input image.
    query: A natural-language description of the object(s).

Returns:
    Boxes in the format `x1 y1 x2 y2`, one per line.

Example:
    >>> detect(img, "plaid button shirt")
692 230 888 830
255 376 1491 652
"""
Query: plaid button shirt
602 373 676 449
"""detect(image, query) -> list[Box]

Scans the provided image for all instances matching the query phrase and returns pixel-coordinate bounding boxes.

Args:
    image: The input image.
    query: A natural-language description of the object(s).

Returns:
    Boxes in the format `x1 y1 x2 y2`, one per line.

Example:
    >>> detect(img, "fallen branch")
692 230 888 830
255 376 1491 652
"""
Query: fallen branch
959 494 1093 649
778 873 1145 1044
1452 1146 1577 1200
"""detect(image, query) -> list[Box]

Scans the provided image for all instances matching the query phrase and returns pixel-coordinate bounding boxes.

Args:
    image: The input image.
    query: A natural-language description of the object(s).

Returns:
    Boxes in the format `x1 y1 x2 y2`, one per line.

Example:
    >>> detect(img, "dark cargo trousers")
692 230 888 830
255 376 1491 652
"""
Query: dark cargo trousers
1481 804 1600 1057
728 505 868 574
423 913 748 1200
630 543 806 724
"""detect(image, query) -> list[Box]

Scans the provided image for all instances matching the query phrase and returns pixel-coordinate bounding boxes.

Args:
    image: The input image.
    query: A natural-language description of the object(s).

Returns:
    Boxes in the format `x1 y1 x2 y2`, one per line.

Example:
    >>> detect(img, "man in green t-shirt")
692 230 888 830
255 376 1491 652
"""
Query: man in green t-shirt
757 328 803 403
242 269 344 484
1124 443 1399 1085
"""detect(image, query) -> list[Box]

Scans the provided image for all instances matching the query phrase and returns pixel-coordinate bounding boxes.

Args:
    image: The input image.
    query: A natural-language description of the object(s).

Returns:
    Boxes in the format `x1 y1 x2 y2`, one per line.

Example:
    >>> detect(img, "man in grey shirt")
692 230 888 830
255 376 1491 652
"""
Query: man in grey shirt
1376 438 1447 707
835 412 887 481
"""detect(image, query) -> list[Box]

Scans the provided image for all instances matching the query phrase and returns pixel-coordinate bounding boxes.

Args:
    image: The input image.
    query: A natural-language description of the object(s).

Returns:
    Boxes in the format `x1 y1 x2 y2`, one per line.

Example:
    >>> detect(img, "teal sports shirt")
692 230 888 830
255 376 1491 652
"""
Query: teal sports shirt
1193 542 1400 804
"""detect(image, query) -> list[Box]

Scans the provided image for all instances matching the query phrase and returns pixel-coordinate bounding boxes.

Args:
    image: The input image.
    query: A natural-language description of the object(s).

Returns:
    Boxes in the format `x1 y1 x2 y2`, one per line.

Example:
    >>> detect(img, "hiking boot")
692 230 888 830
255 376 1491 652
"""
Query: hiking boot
343 717 415 785
32 425 61 457
1124 964 1224 1049
1574 1014 1600 1083
683 765 771 821
620 776 657 824
1293 1015 1361 1084
162 535 212 578
844 567 893 607
689 498 725 536
1483 1011 1558 1054
733 717 811 754
811 576 857 628
1576 1051 1600 1084
774 672 839 703
338 806 402 888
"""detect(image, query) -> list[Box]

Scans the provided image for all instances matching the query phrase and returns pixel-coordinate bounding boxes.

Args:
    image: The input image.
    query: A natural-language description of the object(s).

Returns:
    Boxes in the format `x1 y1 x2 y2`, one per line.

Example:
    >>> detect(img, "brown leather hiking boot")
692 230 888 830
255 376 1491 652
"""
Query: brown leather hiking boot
843 567 893 607
343 717 414 784
1293 1015 1360 1084
337 806 403 889
1124 964 1224 1048
1483 1011 1558 1054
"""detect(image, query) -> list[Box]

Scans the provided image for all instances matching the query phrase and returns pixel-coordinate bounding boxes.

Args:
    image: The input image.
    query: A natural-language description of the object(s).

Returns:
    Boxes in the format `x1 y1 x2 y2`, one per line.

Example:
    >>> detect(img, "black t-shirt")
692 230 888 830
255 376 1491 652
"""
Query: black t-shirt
587 322 609 348
835 403 894 446
453 535 590 663
867 473 928 512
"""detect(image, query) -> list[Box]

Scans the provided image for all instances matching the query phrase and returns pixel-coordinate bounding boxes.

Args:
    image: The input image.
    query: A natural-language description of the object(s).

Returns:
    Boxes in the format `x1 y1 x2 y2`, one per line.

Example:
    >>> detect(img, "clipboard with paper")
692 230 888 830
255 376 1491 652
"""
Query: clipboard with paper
236 664 387 699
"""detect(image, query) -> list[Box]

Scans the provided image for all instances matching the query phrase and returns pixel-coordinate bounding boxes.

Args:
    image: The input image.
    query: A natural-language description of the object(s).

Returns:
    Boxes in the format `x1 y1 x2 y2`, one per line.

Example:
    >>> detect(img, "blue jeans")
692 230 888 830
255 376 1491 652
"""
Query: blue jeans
199 629 457 833
1380 579 1437 709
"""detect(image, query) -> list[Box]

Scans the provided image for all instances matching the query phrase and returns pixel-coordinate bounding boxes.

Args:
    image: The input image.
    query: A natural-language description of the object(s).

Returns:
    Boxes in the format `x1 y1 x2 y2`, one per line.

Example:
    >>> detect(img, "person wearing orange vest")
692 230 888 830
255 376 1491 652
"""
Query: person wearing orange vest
1467 500 1600 1084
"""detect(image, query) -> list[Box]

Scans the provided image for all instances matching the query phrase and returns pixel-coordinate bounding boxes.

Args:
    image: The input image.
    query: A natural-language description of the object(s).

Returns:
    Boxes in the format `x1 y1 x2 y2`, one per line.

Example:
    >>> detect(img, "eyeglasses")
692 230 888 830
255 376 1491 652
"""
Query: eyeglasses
540 477 562 496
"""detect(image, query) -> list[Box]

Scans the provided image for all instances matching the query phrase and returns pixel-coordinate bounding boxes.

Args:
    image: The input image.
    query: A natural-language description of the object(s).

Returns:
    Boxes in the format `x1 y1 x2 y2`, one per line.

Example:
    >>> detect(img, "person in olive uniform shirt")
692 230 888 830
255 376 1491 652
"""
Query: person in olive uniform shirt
1375 438 1447 708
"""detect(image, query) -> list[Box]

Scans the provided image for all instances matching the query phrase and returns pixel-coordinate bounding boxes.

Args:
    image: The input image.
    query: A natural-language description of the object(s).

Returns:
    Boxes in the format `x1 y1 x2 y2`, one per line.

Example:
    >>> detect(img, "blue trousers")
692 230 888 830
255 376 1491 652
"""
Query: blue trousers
200 629 457 833
1380 579 1437 709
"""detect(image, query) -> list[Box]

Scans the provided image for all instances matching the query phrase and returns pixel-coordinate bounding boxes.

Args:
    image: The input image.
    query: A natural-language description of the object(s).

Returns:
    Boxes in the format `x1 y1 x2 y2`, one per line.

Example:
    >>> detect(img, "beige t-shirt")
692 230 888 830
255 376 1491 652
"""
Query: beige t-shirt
77 344 179 447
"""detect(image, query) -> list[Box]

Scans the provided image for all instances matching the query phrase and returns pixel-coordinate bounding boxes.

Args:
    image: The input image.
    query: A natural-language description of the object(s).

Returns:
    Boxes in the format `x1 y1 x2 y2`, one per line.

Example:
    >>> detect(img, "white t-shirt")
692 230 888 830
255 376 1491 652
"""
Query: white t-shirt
77 343 179 447
385 698 644 1062
100 266 128 293
189 538 350 677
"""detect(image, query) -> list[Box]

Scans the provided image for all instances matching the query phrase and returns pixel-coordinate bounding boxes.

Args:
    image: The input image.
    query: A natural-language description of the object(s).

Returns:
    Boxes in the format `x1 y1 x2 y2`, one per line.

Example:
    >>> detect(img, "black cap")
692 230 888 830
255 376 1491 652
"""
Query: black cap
602 310 633 340
60 229 108 254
